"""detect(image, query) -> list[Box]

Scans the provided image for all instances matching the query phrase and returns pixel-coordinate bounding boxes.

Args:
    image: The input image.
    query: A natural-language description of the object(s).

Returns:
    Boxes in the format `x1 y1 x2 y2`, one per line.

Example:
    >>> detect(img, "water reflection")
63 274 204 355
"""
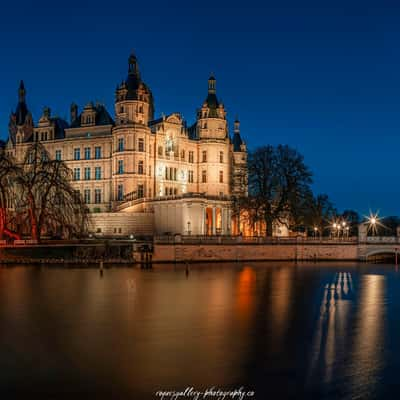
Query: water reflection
0 264 392 399
347 274 386 398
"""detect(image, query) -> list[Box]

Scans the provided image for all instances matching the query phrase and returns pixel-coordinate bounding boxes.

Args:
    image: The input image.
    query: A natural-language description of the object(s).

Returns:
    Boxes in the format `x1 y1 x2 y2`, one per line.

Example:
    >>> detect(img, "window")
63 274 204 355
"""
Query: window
138 160 144 175
95 189 101 204
84 167 91 180
158 146 163 156
118 160 124 174
202 150 207 162
149 165 151 176
202 170 207 183
173 168 177 181
74 148 80 160
219 170 223 183
95 166 101 180
138 138 144 152
181 150 185 160
55 150 62 161
137 184 144 198
73 168 80 181
84 147 91 160
173 188 177 195
73 190 80 203
188 170 194 183
165 187 168 196
118 138 124 152
95 146 102 159
84 189 91 204
117 184 124 201
189 151 194 163
219 151 224 163
165 167 168 180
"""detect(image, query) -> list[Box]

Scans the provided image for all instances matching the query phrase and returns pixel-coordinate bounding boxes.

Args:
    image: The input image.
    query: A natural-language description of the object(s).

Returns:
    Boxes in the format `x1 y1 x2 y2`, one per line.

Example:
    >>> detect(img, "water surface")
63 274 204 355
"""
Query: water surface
0 262 398 399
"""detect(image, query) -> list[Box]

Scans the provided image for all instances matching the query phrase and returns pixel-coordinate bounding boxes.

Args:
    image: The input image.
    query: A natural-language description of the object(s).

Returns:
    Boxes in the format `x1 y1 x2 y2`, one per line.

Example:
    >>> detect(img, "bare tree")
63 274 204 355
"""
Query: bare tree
248 145 313 236
0 151 21 240
15 142 89 241
304 193 335 236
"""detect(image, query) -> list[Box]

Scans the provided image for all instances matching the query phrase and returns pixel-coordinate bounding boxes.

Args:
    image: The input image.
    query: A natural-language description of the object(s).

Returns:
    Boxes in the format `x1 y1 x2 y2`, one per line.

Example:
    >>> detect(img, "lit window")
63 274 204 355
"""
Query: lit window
118 160 124 174
95 189 101 204
73 168 80 181
95 167 101 180
84 167 91 180
95 146 102 159
118 138 124 152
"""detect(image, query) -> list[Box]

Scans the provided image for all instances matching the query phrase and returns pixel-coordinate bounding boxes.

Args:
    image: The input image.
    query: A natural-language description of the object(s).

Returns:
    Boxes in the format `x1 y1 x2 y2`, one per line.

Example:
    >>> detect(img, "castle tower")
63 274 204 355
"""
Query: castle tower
114 53 154 126
8 80 34 144
231 117 248 197
196 75 227 139
196 75 230 197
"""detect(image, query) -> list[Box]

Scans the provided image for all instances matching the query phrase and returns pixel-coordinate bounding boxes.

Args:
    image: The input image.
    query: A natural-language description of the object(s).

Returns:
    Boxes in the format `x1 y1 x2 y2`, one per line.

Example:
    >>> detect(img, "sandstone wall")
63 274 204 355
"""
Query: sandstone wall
153 243 359 262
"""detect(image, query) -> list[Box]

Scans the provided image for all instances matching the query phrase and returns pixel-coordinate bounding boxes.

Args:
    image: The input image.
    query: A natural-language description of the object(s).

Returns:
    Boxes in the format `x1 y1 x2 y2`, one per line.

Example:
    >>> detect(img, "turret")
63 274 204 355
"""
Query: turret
114 52 154 125
196 75 227 139
8 80 33 144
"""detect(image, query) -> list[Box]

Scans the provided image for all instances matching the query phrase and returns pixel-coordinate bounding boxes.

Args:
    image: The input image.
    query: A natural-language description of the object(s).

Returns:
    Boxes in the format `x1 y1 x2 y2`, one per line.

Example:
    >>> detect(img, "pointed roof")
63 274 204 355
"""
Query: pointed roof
232 118 244 151
14 80 30 125
203 75 220 117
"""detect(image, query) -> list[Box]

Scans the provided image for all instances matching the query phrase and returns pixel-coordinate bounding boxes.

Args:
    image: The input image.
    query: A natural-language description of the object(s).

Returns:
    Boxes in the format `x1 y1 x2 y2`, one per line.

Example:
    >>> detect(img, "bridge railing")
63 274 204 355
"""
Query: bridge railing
154 235 360 245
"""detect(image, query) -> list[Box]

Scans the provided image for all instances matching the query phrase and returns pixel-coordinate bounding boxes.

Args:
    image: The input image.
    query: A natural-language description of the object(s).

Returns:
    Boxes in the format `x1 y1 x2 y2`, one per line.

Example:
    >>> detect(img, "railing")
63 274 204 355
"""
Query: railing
154 235 360 245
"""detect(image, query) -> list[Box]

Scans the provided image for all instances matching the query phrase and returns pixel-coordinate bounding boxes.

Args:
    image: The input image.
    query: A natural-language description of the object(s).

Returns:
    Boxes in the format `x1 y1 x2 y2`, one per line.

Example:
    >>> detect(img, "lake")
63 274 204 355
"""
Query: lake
0 262 398 399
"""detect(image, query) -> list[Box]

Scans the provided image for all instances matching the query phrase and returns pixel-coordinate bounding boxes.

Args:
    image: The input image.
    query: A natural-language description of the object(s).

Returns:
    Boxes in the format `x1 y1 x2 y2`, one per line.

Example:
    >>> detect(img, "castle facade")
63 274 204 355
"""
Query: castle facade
5 53 248 237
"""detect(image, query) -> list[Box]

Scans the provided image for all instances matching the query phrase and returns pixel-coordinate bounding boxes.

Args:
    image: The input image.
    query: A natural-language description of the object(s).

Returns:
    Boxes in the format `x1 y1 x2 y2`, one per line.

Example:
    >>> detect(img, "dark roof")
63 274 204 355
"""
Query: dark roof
53 118 69 139
188 122 199 140
232 132 243 151
70 104 114 128
14 101 29 125
204 93 219 117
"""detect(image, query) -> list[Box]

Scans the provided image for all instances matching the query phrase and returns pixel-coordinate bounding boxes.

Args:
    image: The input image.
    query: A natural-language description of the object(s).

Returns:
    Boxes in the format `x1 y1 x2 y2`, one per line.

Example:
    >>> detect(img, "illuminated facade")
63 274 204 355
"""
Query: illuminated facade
5 53 248 236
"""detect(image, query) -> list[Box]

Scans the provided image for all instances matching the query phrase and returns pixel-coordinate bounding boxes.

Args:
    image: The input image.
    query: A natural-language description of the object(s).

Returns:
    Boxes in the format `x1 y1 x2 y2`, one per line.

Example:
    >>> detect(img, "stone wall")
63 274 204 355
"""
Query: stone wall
153 243 359 262
89 212 154 236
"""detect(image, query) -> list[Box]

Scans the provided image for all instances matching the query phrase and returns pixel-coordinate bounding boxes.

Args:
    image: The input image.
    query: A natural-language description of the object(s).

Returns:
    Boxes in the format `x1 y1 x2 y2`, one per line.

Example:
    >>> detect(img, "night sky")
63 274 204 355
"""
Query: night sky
1 0 399 216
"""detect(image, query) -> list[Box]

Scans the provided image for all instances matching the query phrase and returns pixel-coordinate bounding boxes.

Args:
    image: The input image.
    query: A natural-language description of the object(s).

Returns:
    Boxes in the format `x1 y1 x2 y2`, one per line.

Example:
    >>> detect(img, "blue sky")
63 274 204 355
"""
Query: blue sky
1 0 400 216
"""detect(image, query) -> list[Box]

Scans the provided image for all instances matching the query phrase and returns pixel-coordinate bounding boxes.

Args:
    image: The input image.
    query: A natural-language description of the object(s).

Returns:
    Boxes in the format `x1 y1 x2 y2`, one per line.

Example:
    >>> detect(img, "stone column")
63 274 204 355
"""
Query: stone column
221 208 226 235
212 207 216 235
227 208 232 235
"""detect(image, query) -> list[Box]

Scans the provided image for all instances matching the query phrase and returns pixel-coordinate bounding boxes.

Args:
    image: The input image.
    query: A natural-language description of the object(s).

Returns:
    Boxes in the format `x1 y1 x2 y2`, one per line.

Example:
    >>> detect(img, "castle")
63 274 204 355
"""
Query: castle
4 53 248 237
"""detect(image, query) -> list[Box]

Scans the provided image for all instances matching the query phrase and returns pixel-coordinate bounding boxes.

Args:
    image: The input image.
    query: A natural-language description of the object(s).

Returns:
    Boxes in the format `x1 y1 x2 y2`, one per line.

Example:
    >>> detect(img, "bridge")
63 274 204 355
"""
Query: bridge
153 233 400 263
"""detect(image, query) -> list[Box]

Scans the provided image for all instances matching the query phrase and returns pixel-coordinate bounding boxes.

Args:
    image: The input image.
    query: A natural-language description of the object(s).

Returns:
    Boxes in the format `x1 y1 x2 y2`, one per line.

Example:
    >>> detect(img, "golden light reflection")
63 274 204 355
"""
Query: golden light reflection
235 267 256 324
308 272 353 384
349 274 385 395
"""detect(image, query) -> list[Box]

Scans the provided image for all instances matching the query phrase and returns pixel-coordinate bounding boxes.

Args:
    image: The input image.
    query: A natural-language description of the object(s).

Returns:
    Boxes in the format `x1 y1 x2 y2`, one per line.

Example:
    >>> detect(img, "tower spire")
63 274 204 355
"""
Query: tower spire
18 80 26 102
208 74 216 94
128 52 140 77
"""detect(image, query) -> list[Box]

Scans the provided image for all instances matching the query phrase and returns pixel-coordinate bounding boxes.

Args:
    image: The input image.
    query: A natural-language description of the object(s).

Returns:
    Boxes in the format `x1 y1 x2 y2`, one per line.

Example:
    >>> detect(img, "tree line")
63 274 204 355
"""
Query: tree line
0 142 88 241
235 145 361 237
